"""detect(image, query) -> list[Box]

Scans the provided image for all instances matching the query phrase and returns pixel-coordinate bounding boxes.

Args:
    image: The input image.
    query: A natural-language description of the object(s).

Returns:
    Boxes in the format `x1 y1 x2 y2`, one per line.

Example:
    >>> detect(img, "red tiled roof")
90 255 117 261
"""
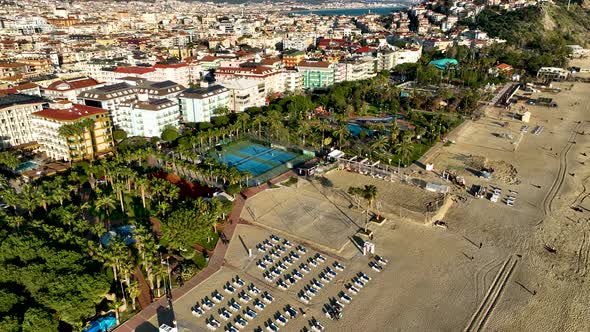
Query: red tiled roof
153 63 188 69
14 82 39 90
496 63 513 70
32 103 107 121
356 46 373 53
114 66 155 74
318 38 347 47
297 61 332 68
200 55 219 62
46 77 100 91
260 58 282 65
216 66 277 75
0 88 17 95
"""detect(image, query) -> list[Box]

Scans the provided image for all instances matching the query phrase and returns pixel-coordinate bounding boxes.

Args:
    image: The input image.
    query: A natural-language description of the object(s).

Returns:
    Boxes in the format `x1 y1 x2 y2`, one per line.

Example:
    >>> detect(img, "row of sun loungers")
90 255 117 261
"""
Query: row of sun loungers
202 290 275 330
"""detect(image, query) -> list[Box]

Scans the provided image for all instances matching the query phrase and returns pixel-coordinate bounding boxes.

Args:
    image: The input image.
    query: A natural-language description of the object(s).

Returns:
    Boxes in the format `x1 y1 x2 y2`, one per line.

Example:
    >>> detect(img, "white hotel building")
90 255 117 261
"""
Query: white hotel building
0 94 45 149
117 94 180 138
178 85 229 123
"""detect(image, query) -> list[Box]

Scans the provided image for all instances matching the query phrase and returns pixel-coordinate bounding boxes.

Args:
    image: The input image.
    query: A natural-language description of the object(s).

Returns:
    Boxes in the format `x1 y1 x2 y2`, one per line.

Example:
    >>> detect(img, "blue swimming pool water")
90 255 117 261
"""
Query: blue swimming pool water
15 161 39 173
348 123 373 137
101 225 136 246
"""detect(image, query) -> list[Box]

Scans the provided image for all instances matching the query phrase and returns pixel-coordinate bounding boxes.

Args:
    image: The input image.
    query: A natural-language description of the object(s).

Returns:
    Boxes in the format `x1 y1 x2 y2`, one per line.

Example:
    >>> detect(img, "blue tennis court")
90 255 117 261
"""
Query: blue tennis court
215 141 297 177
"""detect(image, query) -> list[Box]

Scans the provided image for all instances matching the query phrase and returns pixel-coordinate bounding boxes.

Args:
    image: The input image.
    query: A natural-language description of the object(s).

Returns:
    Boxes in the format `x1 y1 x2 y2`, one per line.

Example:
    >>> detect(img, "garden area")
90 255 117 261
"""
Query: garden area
0 147 231 331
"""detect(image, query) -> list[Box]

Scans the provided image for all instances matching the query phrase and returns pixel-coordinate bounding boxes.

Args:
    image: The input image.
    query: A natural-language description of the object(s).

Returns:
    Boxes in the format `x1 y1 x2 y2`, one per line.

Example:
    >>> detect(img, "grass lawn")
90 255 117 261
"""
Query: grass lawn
197 230 219 251
193 251 208 269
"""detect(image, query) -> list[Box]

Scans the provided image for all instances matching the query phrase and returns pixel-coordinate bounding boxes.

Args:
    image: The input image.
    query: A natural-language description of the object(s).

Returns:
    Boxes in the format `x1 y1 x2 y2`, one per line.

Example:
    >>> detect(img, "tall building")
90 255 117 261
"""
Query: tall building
297 61 336 90
282 50 306 69
178 85 229 123
222 78 265 113
117 94 180 138
0 94 44 149
31 102 113 161
42 77 103 102
77 82 137 126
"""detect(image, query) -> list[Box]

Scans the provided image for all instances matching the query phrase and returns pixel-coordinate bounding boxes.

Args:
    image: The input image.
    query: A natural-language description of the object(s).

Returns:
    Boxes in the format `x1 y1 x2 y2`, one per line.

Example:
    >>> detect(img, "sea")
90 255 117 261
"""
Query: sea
290 6 405 16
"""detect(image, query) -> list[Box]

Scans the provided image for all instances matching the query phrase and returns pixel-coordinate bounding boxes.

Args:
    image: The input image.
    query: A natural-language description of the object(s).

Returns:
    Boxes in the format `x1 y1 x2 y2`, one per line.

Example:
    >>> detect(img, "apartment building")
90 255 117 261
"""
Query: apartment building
31 102 113 161
77 82 137 126
0 94 44 149
283 50 305 69
0 62 30 79
178 85 229 123
283 37 314 51
152 63 190 86
215 66 282 96
0 82 40 96
222 78 265 113
336 58 376 83
43 77 103 102
283 70 302 93
117 94 180 138
296 61 336 90
120 78 186 100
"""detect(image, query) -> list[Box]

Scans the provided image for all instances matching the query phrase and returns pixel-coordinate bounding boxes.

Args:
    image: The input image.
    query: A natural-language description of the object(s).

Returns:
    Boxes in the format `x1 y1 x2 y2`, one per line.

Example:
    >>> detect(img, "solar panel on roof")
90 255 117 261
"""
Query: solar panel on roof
150 99 170 106
151 81 176 89
97 83 129 93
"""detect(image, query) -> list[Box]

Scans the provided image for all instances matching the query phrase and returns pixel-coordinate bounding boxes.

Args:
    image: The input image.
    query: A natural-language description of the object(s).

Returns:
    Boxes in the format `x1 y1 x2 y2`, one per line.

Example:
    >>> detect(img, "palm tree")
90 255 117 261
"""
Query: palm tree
370 136 388 153
135 177 149 209
52 183 70 206
362 185 378 233
152 263 166 298
94 193 116 227
109 299 122 325
156 201 171 218
19 184 39 217
112 181 126 213
38 183 52 211
134 225 157 293
127 280 141 311
150 179 167 205
396 134 414 167
333 125 350 150
6 215 25 231
297 122 312 147
236 112 250 137
58 124 76 164
317 120 332 149
1 189 18 210
252 114 265 139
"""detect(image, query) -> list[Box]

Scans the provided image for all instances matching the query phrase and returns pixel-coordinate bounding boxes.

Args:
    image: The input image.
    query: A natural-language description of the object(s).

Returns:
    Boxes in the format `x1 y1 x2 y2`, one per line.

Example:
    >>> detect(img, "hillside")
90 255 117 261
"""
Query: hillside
463 4 590 73
467 4 590 46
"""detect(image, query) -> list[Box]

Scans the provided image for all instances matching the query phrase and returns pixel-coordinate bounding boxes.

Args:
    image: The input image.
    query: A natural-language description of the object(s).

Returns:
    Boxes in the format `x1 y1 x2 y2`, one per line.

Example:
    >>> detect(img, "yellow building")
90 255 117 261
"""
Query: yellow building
32 101 113 162
283 50 305 69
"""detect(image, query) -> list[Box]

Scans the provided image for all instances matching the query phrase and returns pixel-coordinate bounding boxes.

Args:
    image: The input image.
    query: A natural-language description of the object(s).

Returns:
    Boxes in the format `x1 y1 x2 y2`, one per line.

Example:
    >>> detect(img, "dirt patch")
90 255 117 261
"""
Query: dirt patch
487 160 520 185
465 155 520 185
543 11 556 31
151 171 215 198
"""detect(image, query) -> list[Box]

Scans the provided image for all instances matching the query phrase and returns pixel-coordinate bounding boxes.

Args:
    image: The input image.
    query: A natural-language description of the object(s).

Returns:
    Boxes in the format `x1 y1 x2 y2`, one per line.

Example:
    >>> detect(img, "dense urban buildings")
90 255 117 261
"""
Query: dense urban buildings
0 0 519 157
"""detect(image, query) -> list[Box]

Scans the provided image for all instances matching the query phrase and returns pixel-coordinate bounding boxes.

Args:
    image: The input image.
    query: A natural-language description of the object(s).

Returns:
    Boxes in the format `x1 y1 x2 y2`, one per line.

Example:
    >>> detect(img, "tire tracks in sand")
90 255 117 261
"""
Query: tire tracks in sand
464 254 519 332
536 124 581 226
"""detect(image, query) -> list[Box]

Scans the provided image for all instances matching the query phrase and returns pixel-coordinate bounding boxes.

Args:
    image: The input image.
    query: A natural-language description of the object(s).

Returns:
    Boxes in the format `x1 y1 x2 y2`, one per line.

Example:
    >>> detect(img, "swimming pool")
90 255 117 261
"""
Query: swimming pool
15 161 39 173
